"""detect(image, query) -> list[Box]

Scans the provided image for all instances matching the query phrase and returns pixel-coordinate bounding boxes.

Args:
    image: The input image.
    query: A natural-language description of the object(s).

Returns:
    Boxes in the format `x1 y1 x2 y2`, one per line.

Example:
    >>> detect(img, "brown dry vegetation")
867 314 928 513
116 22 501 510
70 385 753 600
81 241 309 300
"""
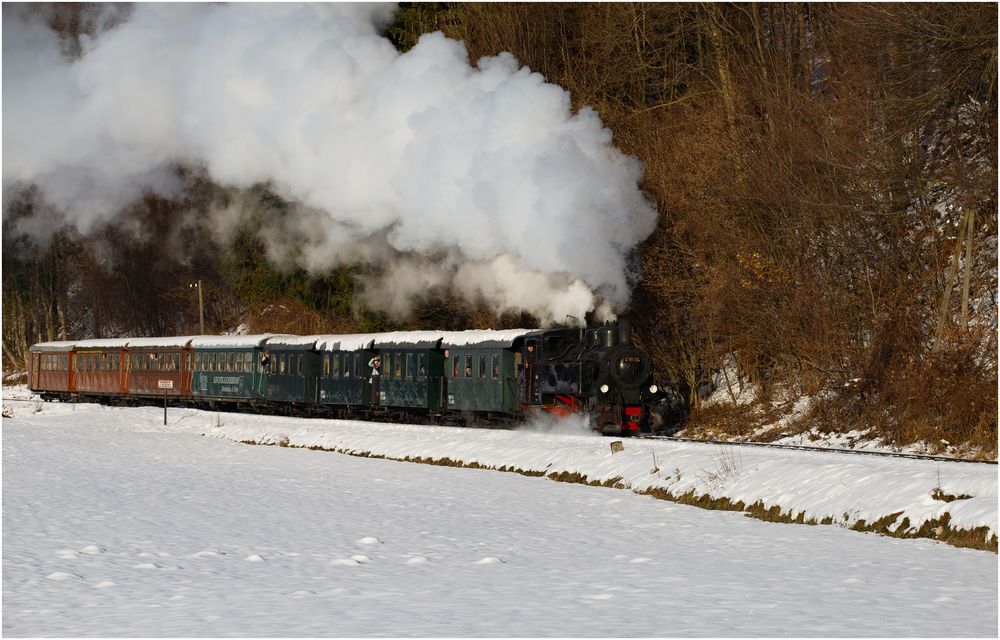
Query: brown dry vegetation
3 3 997 454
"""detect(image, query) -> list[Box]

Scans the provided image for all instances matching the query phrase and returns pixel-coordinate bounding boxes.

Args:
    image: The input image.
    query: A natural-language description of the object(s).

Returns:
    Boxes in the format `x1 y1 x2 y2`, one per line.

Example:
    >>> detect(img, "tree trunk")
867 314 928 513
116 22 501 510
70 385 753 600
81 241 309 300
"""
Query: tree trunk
933 208 970 351
960 206 976 331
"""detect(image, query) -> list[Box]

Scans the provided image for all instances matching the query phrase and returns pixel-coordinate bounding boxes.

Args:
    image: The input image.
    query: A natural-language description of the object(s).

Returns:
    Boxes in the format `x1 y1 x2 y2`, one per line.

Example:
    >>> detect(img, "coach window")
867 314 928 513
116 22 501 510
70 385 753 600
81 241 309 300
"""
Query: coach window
226 352 233 372
354 354 362 378
278 355 286 375
452 355 459 379
478 354 486 379
417 353 426 380
465 354 473 378
405 353 414 379
322 354 329 377
492 354 500 380
330 354 339 379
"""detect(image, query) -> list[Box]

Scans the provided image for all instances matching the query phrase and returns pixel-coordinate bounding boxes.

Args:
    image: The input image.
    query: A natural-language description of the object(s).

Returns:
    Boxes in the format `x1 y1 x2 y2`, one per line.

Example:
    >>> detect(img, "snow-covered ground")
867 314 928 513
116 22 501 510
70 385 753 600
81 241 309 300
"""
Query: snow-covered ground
2 394 998 636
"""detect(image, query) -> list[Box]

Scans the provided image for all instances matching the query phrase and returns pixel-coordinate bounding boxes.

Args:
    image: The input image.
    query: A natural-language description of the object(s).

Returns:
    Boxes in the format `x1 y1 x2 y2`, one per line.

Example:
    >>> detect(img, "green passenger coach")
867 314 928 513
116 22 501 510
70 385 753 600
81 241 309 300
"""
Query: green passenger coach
191 335 285 403
376 339 446 410
264 337 322 404
442 337 523 414
315 334 378 408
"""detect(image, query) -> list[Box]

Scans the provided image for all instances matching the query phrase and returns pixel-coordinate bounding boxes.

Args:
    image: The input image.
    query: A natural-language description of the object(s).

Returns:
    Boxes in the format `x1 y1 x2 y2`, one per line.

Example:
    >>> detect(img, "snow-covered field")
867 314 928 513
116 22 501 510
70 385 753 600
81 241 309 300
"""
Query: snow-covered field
2 393 997 636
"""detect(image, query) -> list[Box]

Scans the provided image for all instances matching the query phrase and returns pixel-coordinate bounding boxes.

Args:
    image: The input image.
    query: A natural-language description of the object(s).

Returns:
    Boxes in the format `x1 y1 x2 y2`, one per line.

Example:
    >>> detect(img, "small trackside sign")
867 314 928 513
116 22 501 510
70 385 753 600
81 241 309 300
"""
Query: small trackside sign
158 380 174 389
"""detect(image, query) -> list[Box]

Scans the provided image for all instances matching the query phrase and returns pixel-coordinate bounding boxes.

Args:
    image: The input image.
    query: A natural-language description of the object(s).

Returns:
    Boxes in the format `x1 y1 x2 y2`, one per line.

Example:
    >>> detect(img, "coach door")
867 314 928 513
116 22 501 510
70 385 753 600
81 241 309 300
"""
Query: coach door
524 338 540 404
30 352 40 389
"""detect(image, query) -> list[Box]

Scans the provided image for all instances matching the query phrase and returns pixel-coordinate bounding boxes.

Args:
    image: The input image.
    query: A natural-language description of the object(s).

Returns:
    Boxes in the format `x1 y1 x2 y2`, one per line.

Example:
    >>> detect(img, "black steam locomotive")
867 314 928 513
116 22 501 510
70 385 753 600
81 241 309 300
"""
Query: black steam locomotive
523 320 678 434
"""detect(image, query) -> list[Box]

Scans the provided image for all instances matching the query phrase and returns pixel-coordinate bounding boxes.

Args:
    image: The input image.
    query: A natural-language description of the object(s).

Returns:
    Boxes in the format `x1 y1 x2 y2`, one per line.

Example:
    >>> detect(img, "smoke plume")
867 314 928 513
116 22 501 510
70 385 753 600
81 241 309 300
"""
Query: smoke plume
3 3 657 324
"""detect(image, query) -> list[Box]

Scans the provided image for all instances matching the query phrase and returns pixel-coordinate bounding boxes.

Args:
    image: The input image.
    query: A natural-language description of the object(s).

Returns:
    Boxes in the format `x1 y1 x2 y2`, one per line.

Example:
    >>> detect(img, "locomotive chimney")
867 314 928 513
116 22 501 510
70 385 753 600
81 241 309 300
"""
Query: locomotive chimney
617 318 632 346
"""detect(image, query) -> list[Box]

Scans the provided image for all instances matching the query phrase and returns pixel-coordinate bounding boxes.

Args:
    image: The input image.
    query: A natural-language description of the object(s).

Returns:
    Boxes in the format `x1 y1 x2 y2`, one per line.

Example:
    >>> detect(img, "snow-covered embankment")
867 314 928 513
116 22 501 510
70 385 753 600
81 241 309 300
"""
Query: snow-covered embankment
208 412 998 551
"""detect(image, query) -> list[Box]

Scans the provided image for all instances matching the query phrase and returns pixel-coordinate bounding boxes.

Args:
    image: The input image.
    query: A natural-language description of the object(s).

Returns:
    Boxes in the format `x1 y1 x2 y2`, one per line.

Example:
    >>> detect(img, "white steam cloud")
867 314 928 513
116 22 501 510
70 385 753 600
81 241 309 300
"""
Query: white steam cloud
3 3 657 324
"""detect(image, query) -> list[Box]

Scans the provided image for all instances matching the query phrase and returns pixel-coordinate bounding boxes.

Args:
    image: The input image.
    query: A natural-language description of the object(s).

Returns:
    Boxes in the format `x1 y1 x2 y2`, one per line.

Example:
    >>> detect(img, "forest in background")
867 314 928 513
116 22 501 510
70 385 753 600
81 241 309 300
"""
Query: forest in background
3 3 997 454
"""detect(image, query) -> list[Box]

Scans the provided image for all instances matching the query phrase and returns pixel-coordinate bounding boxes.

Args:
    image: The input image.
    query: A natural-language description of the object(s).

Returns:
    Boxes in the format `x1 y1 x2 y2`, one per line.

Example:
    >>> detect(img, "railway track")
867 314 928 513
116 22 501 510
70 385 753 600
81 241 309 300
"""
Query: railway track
641 434 997 465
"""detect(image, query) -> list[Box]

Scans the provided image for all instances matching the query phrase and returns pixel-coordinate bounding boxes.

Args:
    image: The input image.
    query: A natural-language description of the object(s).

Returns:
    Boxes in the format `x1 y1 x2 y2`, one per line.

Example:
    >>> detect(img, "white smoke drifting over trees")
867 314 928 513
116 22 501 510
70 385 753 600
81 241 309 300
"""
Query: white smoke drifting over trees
3 3 658 325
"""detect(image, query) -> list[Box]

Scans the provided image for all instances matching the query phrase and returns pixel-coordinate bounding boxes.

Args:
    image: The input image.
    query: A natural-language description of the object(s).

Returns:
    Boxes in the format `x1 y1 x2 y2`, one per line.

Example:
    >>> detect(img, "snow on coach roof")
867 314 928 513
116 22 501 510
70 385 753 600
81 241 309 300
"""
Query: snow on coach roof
29 341 78 352
190 334 291 349
30 329 535 354
439 329 533 347
74 338 131 349
264 335 322 348
312 329 534 351
125 336 195 349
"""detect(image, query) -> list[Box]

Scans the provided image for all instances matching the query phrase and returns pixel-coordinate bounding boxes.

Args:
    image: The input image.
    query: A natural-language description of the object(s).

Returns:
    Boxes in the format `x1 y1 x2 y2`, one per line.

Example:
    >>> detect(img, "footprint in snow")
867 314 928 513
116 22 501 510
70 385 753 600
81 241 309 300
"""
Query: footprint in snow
331 558 360 567
55 548 80 560
582 593 615 601
629 557 654 564
80 545 104 555
94 581 117 589
474 556 504 565
357 536 382 545
350 555 370 563
46 571 83 581
405 555 429 565
191 550 225 558
244 554 266 563
133 562 161 570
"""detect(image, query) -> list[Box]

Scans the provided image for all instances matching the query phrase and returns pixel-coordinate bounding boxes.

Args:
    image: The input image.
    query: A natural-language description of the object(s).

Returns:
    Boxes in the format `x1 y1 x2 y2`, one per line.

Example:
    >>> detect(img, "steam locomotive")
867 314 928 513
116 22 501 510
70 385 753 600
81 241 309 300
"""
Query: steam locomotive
27 321 679 435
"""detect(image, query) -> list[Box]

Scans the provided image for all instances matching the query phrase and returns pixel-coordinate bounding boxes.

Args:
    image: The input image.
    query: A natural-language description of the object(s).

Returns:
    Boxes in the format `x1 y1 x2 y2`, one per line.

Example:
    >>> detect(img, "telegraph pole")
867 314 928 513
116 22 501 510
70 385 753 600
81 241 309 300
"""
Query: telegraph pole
198 279 204 334
191 280 205 334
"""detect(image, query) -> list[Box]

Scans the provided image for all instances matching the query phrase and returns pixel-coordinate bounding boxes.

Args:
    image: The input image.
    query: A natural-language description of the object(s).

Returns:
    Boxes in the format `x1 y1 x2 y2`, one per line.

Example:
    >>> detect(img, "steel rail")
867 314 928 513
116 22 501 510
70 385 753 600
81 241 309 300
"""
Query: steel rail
640 434 997 465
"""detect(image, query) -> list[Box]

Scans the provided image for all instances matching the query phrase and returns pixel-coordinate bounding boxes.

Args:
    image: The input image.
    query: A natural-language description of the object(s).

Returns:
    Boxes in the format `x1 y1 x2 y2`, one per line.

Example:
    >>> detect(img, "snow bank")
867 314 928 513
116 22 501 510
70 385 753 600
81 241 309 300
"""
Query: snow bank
204 414 998 543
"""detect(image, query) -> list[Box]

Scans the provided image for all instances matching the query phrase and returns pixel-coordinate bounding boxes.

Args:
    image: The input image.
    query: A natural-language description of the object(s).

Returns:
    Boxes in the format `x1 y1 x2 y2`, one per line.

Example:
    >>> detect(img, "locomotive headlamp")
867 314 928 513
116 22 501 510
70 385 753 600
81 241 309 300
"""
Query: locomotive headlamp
649 384 658 394
599 384 609 394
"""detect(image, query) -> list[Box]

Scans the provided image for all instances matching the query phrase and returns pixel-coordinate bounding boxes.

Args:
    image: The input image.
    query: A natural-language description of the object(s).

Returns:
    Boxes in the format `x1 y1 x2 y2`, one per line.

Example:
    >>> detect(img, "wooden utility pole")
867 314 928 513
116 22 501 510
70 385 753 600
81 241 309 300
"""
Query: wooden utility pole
191 280 205 334
198 280 205 335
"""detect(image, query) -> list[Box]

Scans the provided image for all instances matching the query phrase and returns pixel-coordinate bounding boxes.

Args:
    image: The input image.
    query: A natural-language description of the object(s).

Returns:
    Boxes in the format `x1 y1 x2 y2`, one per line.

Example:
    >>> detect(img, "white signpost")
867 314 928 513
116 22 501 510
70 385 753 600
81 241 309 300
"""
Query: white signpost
159 380 173 424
